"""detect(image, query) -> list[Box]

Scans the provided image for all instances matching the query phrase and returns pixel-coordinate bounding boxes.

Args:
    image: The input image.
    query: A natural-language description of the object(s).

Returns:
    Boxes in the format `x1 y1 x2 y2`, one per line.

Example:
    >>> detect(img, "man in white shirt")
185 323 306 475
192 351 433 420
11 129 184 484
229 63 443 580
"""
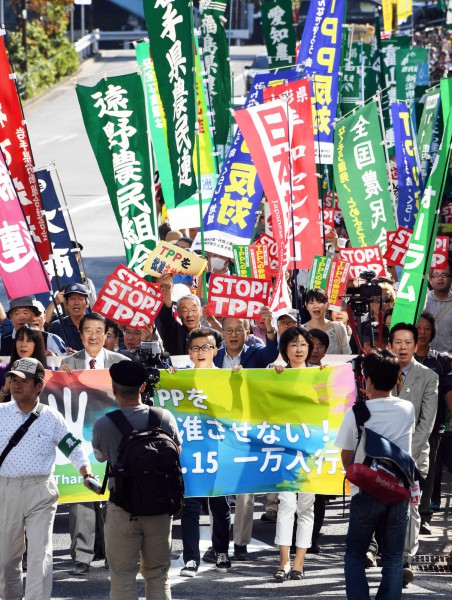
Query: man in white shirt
0 358 93 600
60 312 128 575
336 349 415 600
425 266 452 352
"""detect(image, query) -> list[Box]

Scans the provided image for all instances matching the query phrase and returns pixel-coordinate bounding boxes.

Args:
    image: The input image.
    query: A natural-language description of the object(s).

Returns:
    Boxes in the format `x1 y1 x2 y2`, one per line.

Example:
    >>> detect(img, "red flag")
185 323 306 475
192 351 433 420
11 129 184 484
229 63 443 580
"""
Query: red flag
0 35 51 261
0 152 50 297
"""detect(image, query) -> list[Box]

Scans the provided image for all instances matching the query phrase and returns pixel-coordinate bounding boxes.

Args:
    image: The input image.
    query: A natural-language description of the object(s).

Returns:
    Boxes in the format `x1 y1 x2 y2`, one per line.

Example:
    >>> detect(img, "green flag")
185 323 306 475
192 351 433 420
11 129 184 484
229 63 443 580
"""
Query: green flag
392 109 452 326
307 256 333 291
333 101 396 256
340 41 379 116
261 0 296 68
395 48 428 101
416 87 441 181
200 0 231 147
76 74 157 277
143 0 197 206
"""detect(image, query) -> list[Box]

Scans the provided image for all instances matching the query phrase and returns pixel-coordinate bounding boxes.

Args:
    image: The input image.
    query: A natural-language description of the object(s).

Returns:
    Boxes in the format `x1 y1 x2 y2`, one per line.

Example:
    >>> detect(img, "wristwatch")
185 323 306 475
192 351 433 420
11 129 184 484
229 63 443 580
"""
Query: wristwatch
83 473 93 480
266 328 276 334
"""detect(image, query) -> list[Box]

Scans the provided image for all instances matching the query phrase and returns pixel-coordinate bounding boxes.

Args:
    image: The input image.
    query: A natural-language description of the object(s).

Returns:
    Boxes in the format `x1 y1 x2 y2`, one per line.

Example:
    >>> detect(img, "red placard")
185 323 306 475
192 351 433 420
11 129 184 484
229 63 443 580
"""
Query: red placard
93 264 164 328
252 233 278 276
432 236 449 269
206 274 272 319
442 203 452 224
339 246 385 279
384 228 449 269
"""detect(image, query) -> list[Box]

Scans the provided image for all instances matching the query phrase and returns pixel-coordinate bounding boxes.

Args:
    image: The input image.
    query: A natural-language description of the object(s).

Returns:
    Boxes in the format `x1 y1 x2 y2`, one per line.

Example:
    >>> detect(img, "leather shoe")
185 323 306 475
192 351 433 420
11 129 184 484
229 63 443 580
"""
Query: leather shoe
70 562 90 576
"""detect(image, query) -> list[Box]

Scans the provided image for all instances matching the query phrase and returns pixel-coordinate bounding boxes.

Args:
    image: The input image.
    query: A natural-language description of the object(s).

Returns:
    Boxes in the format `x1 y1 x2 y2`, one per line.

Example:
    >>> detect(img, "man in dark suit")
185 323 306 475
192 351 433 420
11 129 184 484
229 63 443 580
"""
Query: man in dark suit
60 312 129 576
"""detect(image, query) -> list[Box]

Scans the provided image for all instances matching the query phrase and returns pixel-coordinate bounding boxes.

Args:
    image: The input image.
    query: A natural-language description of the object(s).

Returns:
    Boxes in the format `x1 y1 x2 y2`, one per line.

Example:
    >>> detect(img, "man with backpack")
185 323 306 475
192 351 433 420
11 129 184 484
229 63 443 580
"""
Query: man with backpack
335 350 416 600
92 360 182 600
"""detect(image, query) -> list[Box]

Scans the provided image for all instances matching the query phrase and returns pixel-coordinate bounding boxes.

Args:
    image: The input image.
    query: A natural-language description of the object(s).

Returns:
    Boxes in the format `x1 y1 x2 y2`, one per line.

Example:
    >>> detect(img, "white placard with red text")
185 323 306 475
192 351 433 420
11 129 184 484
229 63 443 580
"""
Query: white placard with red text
339 246 385 279
206 274 272 319
93 264 164 328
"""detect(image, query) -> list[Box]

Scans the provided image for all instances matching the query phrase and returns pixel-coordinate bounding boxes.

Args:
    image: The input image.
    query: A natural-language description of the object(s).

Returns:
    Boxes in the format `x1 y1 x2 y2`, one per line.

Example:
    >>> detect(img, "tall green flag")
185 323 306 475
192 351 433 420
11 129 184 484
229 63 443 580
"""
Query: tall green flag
392 109 452 326
143 0 197 206
261 0 296 68
333 101 396 256
76 74 158 277
396 48 428 102
416 87 441 181
200 0 231 147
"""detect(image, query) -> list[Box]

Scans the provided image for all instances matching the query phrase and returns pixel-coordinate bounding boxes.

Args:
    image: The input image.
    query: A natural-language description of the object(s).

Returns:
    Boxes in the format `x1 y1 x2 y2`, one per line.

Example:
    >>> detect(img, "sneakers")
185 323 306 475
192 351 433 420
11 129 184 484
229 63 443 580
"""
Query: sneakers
365 551 377 568
215 553 232 570
403 563 414 587
233 544 251 561
261 509 277 523
180 560 198 577
202 547 217 564
430 501 441 511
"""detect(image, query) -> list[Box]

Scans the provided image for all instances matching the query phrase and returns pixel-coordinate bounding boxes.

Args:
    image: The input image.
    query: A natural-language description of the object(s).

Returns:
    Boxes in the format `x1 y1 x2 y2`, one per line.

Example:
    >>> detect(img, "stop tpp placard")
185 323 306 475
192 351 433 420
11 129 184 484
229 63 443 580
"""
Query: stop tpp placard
206 274 272 319
93 264 164 328
339 246 385 280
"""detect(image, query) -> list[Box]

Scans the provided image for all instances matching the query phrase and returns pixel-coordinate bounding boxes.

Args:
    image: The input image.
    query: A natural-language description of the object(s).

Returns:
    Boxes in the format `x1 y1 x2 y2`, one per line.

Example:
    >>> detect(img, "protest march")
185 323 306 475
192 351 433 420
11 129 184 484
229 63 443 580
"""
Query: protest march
0 0 452 598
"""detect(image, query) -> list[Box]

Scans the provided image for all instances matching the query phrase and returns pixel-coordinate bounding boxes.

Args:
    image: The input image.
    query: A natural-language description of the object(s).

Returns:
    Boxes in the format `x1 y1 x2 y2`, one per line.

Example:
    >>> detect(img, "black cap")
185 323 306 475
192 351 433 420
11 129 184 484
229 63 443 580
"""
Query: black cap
6 358 45 381
64 283 88 298
109 360 147 387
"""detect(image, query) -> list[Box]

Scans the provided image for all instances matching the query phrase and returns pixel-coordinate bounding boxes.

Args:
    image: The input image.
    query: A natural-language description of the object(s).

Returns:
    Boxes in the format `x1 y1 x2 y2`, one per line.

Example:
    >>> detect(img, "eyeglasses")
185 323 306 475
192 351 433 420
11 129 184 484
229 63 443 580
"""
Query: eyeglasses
382 296 393 304
223 328 246 335
179 308 199 315
189 345 214 353
124 330 141 337
430 272 451 279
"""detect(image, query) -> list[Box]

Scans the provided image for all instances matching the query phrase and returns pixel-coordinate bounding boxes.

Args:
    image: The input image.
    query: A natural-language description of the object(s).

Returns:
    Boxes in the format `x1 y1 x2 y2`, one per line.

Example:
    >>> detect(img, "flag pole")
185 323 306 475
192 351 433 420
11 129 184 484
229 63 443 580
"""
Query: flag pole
375 91 398 226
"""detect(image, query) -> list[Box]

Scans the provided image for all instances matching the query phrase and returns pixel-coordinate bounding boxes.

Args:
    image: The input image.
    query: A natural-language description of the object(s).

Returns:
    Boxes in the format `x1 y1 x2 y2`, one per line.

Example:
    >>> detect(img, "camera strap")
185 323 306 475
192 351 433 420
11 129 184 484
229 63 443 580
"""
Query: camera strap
346 305 365 354
0 404 44 469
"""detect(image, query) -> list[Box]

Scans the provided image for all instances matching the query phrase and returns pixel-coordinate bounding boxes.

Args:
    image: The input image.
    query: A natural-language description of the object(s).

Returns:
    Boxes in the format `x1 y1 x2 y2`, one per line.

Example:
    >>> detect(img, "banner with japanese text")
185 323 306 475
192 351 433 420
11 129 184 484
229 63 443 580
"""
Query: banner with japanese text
326 259 350 311
263 79 323 270
200 0 231 147
92 264 164 328
37 168 82 290
251 233 278 276
296 0 345 163
391 101 421 230
206 274 272 319
143 0 197 206
233 244 270 279
194 68 300 258
76 74 158 278
333 101 396 256
0 35 51 261
416 87 441 181
340 41 379 117
41 366 355 502
262 0 296 68
395 48 428 102
0 151 50 298
143 241 207 278
392 109 452 326
307 255 332 291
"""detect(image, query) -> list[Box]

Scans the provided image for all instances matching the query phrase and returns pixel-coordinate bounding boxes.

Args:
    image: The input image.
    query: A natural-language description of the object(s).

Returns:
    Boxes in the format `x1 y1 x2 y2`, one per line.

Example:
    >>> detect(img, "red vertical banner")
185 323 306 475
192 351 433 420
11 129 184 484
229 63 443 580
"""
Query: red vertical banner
0 152 50 297
0 35 50 261
263 79 323 269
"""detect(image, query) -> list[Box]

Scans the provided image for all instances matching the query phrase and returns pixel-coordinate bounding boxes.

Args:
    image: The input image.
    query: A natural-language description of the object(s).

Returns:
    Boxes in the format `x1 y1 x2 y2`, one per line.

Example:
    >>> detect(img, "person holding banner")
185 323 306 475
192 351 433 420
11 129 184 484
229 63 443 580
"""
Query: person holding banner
272 326 316 581
304 289 351 355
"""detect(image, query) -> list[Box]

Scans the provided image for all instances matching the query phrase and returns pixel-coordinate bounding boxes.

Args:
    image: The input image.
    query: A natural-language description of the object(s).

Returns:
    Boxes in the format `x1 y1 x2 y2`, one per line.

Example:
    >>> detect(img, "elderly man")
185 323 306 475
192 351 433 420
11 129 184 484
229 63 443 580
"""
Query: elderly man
60 312 129 576
425 265 452 352
49 283 90 352
32 300 67 356
155 274 222 355
388 322 439 586
0 357 93 600
0 296 40 356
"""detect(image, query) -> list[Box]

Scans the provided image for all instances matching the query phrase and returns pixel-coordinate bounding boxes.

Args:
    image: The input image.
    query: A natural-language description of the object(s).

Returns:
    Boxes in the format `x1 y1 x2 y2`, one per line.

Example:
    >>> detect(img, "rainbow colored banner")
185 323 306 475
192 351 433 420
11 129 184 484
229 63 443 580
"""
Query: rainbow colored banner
40 366 355 502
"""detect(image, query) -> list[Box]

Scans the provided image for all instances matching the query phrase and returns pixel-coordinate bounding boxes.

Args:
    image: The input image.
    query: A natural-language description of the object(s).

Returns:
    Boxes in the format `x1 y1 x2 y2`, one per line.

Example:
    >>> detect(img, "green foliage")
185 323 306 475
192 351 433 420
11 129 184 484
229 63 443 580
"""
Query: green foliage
6 3 79 99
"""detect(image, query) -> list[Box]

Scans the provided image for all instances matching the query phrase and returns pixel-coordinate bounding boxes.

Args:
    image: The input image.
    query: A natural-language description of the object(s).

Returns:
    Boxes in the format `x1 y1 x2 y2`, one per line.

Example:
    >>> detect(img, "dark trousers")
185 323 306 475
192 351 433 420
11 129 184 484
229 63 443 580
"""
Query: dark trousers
432 433 452 504
419 433 441 523
181 496 230 565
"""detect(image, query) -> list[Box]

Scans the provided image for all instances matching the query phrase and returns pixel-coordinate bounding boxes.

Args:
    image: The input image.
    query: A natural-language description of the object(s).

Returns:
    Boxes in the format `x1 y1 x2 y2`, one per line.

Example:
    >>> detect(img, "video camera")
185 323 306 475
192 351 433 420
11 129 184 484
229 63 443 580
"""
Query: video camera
132 341 171 405
343 270 382 318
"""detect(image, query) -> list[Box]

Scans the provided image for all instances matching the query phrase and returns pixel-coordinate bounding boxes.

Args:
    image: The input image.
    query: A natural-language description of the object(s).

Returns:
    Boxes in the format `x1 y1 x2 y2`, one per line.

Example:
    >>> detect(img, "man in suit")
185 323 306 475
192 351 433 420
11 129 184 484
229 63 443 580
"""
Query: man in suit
60 312 129 576
388 322 438 586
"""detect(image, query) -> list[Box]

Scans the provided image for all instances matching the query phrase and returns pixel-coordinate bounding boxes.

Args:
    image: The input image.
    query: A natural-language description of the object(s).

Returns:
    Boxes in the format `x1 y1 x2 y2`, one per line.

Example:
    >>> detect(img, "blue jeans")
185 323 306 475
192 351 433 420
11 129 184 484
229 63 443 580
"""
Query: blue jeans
181 497 230 565
344 493 409 600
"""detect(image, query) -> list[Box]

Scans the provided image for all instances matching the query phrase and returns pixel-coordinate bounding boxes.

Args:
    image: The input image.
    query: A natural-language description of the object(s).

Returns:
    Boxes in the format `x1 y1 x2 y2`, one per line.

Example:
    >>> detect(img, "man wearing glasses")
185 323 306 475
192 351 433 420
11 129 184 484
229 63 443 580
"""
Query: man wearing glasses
425 266 452 352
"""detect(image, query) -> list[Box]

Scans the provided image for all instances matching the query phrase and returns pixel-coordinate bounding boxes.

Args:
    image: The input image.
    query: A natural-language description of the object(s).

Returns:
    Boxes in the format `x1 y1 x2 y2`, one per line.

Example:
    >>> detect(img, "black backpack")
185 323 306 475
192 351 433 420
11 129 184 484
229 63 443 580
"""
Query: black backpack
102 407 184 518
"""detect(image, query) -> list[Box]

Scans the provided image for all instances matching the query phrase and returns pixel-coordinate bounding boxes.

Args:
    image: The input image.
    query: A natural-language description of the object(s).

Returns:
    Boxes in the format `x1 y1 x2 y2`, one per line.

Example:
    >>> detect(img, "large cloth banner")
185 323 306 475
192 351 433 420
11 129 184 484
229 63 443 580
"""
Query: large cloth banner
0 35 51 261
390 101 421 230
395 48 428 102
194 68 300 258
143 0 197 206
416 87 441 181
200 0 231 147
41 366 355 502
263 79 323 270
76 74 158 278
392 109 452 326
0 152 50 298
333 101 396 256
261 0 296 68
296 0 345 163
37 168 83 289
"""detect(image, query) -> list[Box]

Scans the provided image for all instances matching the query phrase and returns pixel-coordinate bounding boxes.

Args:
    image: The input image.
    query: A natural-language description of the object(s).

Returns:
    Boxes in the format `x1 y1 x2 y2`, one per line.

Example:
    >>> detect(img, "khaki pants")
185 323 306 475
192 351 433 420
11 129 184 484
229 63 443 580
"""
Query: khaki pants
233 493 254 546
104 502 172 600
0 475 59 600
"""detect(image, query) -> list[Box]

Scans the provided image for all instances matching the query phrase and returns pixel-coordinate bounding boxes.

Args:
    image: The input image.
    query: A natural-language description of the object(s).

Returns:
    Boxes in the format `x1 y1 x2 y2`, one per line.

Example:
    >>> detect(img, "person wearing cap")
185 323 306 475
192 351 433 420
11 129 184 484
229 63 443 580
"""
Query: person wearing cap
48 283 90 352
0 357 93 600
59 312 130 576
91 360 181 600
0 296 41 356
32 300 67 356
